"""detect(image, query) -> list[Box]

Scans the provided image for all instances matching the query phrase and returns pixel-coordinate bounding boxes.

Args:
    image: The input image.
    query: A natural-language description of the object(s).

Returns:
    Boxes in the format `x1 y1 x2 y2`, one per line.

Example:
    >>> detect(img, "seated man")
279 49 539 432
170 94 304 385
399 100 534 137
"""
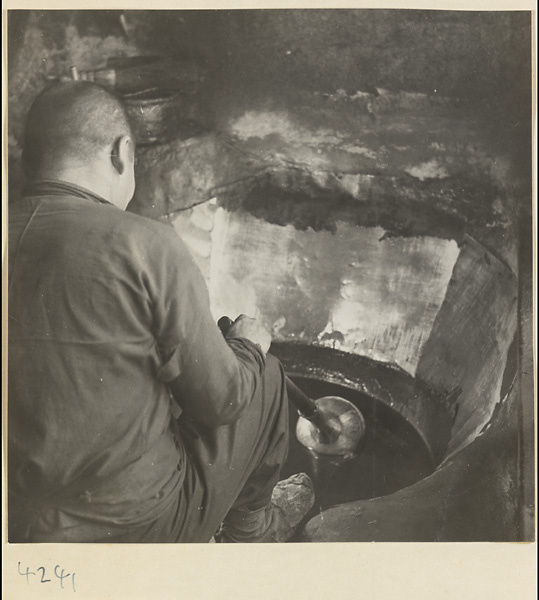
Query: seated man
8 81 313 543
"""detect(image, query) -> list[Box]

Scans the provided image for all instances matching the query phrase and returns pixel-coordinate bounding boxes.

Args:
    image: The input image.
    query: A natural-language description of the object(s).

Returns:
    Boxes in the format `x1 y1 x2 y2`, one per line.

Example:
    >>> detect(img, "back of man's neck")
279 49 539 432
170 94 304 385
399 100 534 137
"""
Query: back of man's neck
32 165 112 204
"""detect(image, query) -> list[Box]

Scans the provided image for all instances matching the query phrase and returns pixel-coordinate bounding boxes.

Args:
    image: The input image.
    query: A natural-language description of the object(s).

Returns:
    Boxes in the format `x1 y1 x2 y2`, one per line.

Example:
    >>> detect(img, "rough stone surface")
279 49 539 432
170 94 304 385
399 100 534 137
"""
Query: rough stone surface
124 86 522 270
211 10 530 105
128 133 266 218
8 12 531 271
417 235 518 457
208 208 460 377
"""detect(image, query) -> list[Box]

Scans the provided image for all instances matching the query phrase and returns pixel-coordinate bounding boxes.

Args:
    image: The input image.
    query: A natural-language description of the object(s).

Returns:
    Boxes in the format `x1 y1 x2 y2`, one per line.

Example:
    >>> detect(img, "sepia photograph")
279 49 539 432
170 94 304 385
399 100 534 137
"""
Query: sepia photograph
3 5 536 595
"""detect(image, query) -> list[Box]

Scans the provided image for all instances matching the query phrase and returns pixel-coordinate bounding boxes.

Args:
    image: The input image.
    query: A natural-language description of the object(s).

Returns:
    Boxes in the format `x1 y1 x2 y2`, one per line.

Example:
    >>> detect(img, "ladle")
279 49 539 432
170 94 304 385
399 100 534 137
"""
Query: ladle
218 317 366 457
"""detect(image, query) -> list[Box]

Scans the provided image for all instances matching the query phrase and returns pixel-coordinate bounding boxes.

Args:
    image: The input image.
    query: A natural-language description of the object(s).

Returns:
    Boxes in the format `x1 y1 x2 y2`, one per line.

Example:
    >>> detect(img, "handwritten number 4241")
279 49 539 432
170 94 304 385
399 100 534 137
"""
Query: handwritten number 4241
18 562 76 591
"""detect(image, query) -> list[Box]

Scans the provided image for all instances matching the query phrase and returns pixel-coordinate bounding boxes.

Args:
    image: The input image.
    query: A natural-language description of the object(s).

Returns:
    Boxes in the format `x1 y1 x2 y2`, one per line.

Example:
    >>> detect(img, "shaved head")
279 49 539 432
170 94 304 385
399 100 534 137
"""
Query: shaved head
23 81 132 177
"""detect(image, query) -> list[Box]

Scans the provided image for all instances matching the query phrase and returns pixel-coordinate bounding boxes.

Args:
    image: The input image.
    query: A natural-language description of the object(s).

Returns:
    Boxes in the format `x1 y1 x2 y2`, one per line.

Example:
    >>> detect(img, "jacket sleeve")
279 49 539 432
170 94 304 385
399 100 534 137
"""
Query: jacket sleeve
147 226 266 427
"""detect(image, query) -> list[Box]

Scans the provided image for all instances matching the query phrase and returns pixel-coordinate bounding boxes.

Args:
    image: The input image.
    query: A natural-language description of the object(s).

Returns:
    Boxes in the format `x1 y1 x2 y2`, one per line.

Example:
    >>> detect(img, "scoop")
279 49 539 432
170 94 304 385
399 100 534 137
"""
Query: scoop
286 378 366 458
218 316 366 457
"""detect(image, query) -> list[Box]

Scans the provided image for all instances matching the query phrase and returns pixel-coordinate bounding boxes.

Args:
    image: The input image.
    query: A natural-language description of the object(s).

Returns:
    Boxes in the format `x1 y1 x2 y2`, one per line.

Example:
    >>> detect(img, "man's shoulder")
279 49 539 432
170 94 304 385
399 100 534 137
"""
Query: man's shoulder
118 208 176 238
115 208 193 263
10 194 189 260
115 211 186 248
90 205 178 246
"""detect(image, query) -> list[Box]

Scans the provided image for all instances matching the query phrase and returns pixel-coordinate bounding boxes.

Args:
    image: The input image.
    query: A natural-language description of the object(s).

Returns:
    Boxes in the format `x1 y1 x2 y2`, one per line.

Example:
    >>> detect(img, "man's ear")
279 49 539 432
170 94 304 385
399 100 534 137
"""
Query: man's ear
110 135 133 175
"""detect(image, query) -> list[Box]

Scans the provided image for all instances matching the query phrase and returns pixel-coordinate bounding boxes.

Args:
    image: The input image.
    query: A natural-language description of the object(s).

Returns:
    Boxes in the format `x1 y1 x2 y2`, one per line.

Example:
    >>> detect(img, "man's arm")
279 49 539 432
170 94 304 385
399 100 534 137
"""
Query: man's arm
148 228 270 427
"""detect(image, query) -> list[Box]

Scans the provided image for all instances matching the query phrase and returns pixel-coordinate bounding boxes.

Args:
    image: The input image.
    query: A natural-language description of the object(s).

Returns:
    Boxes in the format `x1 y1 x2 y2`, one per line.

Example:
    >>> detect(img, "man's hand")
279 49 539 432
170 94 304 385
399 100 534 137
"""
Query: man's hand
224 315 272 355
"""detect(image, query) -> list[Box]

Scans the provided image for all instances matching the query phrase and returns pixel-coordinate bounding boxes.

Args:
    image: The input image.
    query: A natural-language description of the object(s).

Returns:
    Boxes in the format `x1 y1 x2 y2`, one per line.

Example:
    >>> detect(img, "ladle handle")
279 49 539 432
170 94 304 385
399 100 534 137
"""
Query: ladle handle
217 316 339 443
284 377 318 419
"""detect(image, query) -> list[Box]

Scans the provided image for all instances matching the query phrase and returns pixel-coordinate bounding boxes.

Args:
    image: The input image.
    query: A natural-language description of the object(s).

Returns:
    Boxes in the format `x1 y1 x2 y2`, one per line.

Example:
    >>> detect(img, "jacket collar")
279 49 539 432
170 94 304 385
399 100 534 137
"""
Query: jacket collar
23 179 114 206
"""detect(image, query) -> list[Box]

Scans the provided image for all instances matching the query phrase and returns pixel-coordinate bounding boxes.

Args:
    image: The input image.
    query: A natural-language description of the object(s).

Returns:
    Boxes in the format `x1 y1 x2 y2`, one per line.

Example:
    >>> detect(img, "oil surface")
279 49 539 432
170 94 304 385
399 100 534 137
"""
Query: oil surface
281 377 435 515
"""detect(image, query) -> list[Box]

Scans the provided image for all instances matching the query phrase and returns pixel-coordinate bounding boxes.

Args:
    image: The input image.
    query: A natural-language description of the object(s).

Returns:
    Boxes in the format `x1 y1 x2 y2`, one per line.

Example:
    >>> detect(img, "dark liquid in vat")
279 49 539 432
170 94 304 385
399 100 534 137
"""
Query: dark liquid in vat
281 377 435 516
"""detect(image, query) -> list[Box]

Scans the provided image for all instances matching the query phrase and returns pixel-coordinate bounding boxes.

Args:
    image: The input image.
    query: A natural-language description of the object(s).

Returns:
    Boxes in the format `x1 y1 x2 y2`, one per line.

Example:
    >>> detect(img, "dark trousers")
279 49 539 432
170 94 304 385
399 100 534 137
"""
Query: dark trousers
160 354 290 542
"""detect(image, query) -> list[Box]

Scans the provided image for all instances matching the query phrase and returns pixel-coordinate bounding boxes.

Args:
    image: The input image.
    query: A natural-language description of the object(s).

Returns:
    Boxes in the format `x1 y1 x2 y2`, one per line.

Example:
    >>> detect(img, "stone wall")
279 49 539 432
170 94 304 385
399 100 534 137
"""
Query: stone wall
8 11 532 259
